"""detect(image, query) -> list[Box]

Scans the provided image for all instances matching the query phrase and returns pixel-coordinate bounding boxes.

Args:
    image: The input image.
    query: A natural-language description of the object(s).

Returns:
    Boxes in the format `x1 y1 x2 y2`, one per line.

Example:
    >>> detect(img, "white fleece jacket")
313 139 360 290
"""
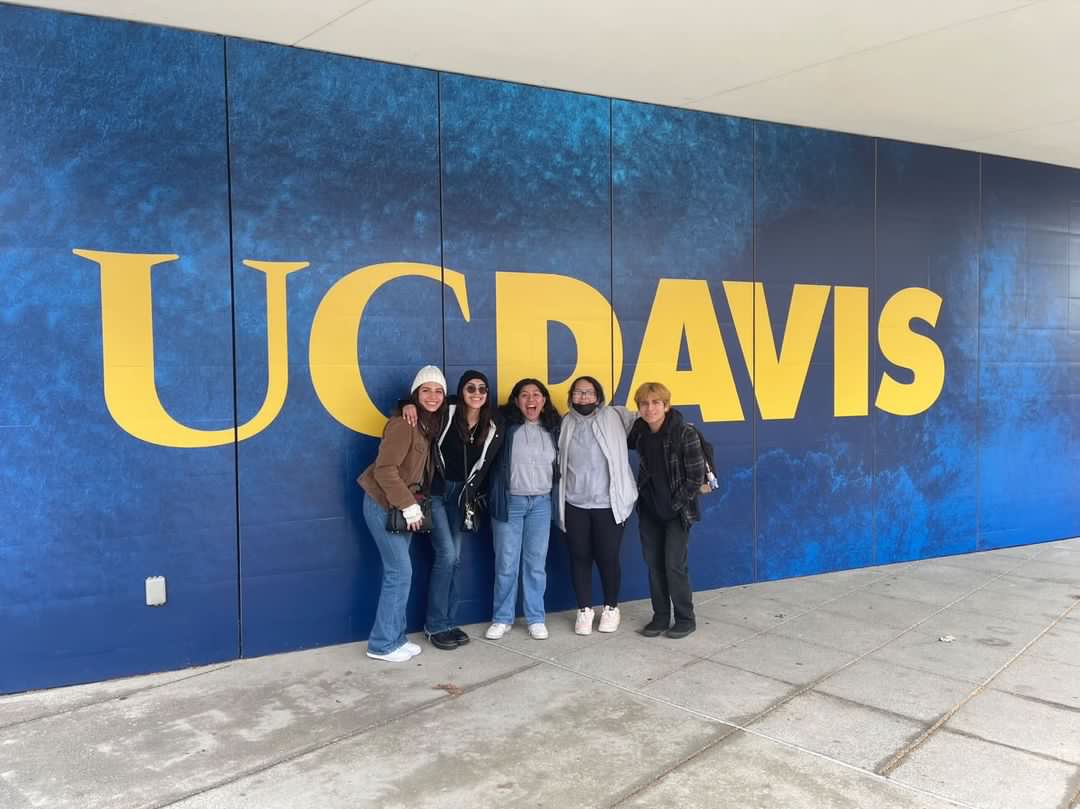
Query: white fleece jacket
557 405 638 530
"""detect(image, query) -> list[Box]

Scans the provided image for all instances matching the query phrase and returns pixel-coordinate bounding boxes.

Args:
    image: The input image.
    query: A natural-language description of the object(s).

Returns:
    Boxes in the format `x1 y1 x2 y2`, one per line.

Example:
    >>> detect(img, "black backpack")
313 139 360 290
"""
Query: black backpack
685 423 717 494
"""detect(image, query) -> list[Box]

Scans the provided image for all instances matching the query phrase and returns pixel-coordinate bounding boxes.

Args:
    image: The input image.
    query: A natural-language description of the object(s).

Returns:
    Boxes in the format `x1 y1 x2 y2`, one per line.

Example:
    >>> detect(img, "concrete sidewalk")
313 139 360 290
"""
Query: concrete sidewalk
2 539 1079 809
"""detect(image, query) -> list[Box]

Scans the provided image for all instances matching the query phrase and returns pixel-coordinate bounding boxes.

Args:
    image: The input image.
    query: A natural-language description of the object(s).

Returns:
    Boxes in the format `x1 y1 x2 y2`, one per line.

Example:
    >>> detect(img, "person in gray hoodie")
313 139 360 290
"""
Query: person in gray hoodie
557 375 637 635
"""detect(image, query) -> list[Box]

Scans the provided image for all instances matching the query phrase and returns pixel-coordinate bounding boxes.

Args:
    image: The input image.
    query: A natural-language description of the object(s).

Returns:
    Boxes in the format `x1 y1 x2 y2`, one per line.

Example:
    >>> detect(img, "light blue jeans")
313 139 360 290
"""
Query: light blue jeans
426 481 465 635
362 494 413 655
491 494 551 625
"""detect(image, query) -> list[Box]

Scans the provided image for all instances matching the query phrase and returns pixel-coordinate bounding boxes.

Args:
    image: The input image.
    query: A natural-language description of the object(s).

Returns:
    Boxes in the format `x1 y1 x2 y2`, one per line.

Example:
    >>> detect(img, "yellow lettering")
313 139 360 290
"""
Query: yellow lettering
724 281 831 420
308 262 470 436
495 272 622 409
834 286 869 417
74 249 306 448
875 287 945 416
82 248 944 443
625 279 743 420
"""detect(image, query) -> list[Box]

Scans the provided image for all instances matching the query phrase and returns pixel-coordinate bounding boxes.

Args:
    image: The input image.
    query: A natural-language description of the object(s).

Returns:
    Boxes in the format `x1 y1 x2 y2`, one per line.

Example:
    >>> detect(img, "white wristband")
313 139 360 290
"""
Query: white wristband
401 504 423 523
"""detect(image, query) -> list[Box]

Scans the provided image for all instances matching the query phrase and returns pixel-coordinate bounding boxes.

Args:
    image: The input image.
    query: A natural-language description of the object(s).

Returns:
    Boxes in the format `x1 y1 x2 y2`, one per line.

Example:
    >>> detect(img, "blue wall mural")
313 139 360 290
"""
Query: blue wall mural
1 3 1078 693
753 124 877 580
978 157 1080 548
0 8 239 693
225 39 442 658
875 141 980 563
611 101 755 589
440 75 614 618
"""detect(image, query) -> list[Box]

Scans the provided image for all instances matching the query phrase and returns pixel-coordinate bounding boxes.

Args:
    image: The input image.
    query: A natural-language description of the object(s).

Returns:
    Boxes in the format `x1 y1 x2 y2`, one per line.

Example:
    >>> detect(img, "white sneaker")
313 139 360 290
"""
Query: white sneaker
485 622 512 640
367 645 412 663
575 607 595 635
598 605 621 633
402 641 422 656
528 623 549 640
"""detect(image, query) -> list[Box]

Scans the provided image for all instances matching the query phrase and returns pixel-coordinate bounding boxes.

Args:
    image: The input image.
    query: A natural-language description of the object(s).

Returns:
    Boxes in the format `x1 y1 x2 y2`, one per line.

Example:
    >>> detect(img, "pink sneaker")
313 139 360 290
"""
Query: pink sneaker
598 605 621 633
575 607 595 635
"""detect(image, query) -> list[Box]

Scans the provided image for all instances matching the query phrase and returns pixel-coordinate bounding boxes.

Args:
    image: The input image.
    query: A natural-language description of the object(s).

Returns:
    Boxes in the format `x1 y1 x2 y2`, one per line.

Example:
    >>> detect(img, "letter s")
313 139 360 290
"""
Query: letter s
875 287 945 416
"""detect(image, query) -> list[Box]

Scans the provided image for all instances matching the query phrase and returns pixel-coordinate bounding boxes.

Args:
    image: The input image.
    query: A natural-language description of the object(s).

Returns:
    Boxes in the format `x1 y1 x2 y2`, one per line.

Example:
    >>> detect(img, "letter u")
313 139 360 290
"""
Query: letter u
74 249 306 448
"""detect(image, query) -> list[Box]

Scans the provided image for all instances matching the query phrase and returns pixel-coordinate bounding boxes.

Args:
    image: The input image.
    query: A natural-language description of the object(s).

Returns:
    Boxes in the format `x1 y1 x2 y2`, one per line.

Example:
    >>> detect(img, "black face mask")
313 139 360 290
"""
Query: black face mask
572 402 598 416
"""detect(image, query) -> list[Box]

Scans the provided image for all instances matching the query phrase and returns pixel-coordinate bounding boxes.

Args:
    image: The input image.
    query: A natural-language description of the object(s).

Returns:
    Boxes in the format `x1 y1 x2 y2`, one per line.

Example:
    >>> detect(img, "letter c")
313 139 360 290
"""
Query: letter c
308 263 470 436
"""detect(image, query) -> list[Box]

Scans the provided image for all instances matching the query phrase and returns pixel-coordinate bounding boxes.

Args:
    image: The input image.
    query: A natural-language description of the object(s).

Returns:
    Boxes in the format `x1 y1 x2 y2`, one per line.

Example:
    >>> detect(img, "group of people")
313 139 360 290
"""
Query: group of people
356 366 709 663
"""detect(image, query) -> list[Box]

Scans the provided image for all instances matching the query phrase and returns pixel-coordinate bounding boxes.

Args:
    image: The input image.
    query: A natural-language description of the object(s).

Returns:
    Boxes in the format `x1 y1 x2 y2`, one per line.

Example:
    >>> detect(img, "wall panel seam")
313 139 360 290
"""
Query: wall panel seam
223 36 243 659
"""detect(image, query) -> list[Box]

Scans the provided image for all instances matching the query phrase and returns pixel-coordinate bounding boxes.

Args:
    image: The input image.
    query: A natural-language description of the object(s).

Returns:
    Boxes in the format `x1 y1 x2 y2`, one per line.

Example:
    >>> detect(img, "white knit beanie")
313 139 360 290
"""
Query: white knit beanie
410 365 447 394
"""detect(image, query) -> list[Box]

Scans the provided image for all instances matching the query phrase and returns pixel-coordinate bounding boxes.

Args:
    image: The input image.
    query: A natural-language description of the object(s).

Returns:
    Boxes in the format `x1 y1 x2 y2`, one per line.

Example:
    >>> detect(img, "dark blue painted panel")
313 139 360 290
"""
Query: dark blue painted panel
612 100 755 591
754 123 875 579
225 39 441 656
874 141 979 563
440 75 611 617
978 157 1080 549
0 6 237 693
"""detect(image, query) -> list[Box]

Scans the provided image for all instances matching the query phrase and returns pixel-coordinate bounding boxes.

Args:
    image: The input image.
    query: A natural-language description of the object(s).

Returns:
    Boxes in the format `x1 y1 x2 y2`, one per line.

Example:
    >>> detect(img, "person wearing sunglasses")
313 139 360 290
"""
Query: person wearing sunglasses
402 371 505 651
558 375 638 635
428 371 505 649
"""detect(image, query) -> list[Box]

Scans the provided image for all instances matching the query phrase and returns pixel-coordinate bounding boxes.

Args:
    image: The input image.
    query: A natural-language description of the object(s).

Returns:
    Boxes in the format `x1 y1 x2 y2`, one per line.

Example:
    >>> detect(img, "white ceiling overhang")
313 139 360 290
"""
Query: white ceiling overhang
9 0 1080 168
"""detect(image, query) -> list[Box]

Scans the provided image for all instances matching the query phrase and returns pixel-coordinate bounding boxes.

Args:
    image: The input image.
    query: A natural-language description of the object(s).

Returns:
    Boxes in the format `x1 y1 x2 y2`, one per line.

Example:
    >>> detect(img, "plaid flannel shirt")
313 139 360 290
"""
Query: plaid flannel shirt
632 409 706 528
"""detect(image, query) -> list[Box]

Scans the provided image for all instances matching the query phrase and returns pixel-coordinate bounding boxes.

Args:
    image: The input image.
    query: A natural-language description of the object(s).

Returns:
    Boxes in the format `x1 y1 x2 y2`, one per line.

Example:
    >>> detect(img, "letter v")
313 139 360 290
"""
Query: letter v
722 281 830 421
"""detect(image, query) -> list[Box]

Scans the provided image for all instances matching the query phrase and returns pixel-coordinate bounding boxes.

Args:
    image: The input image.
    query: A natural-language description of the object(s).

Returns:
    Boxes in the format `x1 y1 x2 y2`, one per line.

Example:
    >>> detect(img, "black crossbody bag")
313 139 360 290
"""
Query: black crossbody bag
386 484 433 533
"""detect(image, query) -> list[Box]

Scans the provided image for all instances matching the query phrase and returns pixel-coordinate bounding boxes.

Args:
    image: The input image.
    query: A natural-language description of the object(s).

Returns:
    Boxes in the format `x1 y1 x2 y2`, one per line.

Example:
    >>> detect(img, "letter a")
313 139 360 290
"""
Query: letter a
625 279 743 421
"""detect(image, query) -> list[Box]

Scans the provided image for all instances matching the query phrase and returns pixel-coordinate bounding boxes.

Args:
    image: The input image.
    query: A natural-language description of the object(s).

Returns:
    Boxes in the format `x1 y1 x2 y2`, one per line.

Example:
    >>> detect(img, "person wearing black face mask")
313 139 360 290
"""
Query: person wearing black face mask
557 376 637 635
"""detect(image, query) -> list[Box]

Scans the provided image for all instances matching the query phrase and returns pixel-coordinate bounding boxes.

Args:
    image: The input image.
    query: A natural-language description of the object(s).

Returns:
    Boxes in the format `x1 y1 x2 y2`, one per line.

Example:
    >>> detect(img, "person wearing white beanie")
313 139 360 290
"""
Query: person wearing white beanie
410 365 447 395
357 365 447 662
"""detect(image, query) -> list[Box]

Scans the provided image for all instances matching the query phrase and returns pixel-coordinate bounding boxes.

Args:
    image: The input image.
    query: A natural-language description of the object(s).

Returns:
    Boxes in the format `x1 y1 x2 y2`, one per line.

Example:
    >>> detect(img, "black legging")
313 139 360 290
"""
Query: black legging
564 503 625 609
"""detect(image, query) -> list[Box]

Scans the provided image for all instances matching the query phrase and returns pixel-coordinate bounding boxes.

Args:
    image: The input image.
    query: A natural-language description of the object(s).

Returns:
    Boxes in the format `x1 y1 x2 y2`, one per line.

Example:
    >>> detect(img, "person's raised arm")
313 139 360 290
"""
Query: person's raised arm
609 404 638 435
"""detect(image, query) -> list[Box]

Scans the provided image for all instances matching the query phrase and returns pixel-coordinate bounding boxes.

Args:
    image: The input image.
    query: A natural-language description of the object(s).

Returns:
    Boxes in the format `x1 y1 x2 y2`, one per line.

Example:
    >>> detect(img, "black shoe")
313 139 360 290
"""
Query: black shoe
427 630 460 650
641 617 670 637
448 627 470 645
666 621 696 639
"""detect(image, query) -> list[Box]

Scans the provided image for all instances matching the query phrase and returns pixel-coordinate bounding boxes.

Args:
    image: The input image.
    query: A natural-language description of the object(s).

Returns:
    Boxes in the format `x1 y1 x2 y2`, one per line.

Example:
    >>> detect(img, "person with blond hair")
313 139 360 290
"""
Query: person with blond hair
628 382 707 639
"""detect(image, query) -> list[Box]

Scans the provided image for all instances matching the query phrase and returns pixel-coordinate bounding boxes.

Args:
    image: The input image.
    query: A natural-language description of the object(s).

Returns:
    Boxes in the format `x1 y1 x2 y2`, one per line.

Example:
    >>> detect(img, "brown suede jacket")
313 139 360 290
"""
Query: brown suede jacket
357 416 432 511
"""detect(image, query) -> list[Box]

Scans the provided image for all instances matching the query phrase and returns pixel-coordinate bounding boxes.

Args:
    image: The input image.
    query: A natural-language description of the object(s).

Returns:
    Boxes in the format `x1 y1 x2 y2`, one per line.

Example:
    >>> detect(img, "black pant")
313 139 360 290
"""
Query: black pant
564 503 625 609
638 507 694 623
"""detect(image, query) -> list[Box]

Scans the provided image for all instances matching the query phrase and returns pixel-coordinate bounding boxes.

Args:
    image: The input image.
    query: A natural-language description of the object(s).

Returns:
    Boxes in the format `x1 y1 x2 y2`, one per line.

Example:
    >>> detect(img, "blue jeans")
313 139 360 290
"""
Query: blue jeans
362 494 413 655
426 480 465 634
491 494 551 625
